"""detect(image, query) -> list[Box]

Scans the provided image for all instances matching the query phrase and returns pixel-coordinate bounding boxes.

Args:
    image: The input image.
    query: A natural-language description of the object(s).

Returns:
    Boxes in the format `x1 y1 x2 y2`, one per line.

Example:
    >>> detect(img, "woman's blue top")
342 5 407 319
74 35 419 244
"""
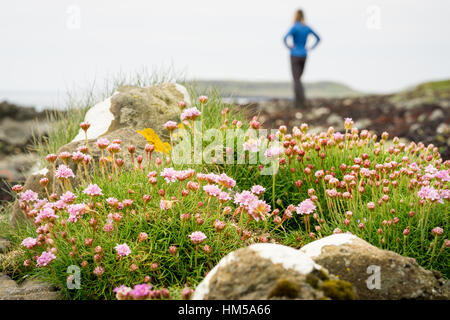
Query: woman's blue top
283 22 321 57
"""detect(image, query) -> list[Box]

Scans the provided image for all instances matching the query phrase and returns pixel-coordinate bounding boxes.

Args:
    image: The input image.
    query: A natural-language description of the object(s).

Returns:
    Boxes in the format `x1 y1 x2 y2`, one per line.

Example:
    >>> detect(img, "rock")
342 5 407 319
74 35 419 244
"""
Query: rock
354 118 372 129
0 153 40 183
0 239 12 254
300 234 450 299
326 113 344 128
429 109 444 122
71 83 190 142
192 243 357 300
0 273 60 300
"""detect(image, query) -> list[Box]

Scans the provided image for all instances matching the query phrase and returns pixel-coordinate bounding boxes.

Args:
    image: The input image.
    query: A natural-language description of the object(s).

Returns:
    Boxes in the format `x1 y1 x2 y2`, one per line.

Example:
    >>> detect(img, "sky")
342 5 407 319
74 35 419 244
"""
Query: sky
1 0 449 107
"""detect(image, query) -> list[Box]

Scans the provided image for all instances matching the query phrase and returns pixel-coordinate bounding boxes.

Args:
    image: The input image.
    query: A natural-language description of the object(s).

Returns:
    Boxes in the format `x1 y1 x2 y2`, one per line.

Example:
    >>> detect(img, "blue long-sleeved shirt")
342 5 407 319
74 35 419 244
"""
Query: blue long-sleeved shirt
283 22 320 57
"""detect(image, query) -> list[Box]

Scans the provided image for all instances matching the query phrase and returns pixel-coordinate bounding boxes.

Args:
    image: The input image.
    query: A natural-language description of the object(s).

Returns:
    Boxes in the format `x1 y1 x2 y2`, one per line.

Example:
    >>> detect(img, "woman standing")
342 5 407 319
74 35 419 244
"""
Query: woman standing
283 9 321 109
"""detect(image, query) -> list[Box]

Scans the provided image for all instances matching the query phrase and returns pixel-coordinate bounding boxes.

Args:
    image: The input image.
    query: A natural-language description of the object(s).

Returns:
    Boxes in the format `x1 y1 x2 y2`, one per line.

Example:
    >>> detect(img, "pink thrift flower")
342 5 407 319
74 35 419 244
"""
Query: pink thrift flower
189 231 207 245
160 199 174 210
83 184 103 197
115 243 131 257
20 190 38 203
203 184 221 197
96 138 110 149
36 251 56 267
251 185 266 195
130 284 151 300
21 237 38 249
55 164 75 179
180 107 201 121
161 167 178 183
164 121 178 131
248 199 271 222
296 198 316 215
218 191 231 202
60 191 77 204
114 285 132 300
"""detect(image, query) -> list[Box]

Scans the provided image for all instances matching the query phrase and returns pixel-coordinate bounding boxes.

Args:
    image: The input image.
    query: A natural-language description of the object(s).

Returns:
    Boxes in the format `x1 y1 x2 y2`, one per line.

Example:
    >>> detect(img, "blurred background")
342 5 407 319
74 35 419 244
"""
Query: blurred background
0 0 449 199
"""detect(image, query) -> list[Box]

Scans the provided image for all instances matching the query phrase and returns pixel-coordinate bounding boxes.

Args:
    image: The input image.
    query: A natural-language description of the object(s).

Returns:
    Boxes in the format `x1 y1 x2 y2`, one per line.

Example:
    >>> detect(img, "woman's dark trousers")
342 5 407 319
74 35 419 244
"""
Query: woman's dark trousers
290 55 306 108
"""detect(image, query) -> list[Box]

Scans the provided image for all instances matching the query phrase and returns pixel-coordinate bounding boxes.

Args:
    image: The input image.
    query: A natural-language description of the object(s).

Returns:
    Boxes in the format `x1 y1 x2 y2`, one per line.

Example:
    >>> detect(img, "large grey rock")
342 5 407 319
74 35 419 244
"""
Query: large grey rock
300 234 449 300
0 273 60 300
71 83 190 143
193 243 357 300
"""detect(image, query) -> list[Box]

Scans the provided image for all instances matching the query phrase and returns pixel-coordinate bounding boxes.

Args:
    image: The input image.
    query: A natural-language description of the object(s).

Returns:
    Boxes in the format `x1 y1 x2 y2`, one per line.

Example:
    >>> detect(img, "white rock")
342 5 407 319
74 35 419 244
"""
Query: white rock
71 83 191 143
71 92 118 143
192 243 321 300
192 251 236 300
300 234 357 258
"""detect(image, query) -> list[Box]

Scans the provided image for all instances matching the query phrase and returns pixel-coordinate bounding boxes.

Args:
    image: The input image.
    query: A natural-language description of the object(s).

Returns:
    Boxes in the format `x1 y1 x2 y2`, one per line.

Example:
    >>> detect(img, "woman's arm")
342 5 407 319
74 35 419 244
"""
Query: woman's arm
308 27 321 50
283 26 294 49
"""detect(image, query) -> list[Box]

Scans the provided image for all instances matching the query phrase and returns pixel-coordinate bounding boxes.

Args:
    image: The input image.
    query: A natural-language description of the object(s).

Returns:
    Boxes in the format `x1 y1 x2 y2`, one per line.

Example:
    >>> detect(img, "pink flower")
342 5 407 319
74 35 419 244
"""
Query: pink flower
264 146 284 158
114 285 132 300
96 138 110 149
106 197 119 207
234 191 258 209
431 227 444 236
218 191 231 202
20 190 38 203
103 223 114 232
295 198 316 215
55 164 75 179
138 232 148 242
164 121 178 131
107 143 121 154
217 173 236 189
60 191 77 204
21 237 38 249
203 184 221 197
36 251 56 267
93 266 104 276
160 199 174 210
161 167 178 183
67 203 86 223
243 138 261 153
333 132 344 141
83 184 103 197
198 95 208 103
248 199 271 222
251 185 266 195
35 207 59 224
180 107 201 121
189 231 207 245
418 186 442 203
115 243 131 257
435 170 450 182
344 118 354 130
129 284 151 300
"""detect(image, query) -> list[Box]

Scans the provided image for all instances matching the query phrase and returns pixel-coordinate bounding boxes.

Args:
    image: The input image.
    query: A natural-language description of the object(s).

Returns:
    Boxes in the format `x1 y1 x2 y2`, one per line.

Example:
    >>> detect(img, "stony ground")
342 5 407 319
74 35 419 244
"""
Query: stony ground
237 93 449 160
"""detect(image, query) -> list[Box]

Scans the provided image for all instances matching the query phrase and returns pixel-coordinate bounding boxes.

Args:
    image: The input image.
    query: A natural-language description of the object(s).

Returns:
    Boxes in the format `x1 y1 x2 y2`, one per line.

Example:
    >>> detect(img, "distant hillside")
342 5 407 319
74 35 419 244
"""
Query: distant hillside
188 80 363 99
392 79 450 102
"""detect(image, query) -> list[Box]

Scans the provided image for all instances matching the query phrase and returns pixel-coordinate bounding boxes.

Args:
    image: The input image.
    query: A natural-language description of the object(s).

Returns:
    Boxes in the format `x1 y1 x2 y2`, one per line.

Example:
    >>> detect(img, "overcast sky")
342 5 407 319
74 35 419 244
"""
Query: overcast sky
1 0 449 100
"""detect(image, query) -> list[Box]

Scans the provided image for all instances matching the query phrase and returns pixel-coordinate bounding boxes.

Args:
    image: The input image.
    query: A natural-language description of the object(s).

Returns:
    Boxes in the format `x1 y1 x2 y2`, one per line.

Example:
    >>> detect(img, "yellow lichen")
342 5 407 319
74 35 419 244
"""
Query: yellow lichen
136 128 171 154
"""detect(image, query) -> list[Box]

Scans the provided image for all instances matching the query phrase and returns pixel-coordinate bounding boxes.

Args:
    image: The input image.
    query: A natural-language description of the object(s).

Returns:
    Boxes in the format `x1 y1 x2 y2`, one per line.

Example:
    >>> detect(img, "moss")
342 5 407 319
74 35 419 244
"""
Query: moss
267 278 299 299
305 274 320 289
321 280 356 300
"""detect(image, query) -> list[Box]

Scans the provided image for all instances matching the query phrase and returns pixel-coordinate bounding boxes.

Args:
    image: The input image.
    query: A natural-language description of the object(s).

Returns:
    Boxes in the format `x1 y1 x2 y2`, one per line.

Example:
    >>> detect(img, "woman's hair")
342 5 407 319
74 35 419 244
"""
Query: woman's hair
294 9 305 23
